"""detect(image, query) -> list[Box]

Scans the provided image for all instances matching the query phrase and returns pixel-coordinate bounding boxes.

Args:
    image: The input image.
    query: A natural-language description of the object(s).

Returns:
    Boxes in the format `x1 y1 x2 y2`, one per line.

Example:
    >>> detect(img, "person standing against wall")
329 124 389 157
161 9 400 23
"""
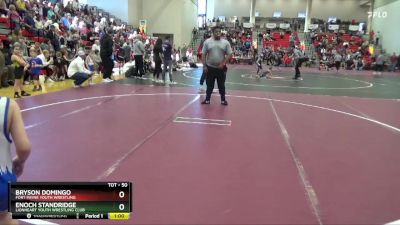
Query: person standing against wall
100 28 114 83
162 36 175 84
375 31 381 46
201 26 232 105
152 38 163 82
133 35 145 78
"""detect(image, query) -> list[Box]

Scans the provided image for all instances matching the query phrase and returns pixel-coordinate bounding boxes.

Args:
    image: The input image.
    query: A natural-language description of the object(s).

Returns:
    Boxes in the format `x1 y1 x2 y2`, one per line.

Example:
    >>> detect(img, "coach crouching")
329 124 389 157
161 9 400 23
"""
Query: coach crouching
67 50 94 87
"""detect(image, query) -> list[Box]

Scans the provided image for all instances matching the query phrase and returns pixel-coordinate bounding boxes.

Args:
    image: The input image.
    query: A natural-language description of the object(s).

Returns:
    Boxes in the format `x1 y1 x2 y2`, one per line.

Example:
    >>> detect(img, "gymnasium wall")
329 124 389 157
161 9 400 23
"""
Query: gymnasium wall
87 0 129 23
206 0 215 21
87 0 197 47
374 0 398 8
142 0 197 47
127 0 142 28
181 0 198 46
372 0 400 54
210 0 369 21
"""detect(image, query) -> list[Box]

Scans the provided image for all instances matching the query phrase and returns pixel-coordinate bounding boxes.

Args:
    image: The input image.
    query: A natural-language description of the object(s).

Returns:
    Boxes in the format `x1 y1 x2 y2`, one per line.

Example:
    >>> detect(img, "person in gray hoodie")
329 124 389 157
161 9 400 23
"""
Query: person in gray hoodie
133 35 145 77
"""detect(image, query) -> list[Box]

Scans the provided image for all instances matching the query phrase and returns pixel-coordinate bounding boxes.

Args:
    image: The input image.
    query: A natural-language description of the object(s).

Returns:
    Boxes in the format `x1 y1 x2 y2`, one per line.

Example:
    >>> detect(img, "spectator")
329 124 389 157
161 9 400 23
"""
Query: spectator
355 57 364 71
92 40 100 53
59 33 67 46
72 0 80 12
122 42 131 63
0 0 7 16
133 35 145 77
40 40 51 52
100 28 114 82
397 54 400 70
47 6 55 20
0 42 5 87
67 50 93 87
375 51 385 74
53 51 67 81
8 4 22 30
28 47 44 92
92 49 102 75
181 43 188 62
23 10 36 34
85 50 95 84
376 31 381 46
289 33 296 48
11 45 30 98
38 49 54 81
46 25 61 52
192 27 197 39
162 36 174 84
34 15 44 32
1 41 14 88
60 13 71 30
15 0 27 17
389 52 397 72
152 38 163 82
54 3 61 16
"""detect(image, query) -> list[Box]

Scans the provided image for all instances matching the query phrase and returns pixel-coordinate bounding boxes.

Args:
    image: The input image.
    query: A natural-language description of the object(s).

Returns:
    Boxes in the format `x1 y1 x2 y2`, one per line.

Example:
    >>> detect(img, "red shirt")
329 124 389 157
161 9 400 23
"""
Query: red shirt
369 31 375 38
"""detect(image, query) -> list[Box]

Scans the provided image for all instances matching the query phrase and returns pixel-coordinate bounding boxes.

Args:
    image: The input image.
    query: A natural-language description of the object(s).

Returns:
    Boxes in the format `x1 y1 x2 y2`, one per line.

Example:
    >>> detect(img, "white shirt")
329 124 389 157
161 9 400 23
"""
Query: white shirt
54 4 59 14
38 54 50 66
78 21 85 30
92 44 100 52
67 56 92 77
94 21 100 29
53 22 61 32
44 19 53 28
72 1 79 10
35 19 43 29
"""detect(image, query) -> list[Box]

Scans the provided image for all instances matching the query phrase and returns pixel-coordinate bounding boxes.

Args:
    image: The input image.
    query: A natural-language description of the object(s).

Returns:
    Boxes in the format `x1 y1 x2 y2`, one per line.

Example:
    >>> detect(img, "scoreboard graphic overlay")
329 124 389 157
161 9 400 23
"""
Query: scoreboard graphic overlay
9 182 132 220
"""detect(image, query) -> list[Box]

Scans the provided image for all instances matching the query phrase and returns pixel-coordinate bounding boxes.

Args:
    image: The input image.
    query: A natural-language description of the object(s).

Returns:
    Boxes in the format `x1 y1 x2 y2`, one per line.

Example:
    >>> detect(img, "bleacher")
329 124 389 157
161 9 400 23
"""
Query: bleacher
263 32 300 49
312 32 365 53
0 0 130 49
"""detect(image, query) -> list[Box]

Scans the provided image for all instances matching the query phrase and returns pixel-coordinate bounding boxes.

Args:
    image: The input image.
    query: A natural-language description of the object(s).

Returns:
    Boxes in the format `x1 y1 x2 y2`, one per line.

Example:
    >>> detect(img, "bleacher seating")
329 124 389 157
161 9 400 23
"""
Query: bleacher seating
311 32 367 53
263 32 299 49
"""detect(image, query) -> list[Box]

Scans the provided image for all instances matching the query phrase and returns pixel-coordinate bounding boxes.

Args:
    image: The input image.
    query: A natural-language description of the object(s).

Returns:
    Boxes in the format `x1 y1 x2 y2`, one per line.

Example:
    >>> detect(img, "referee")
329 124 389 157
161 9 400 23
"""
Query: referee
100 28 114 83
292 46 304 80
201 26 232 105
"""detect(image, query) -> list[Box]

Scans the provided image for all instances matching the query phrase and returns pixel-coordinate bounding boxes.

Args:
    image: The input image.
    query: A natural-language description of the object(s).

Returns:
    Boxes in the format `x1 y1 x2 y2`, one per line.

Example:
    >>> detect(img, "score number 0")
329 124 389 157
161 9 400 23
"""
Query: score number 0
118 191 125 210
107 183 129 211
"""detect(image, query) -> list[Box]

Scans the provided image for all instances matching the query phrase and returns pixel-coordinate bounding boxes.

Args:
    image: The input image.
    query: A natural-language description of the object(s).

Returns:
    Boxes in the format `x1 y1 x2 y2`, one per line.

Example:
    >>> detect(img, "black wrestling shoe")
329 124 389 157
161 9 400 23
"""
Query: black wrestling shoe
201 100 210 104
21 91 31 96
221 100 228 106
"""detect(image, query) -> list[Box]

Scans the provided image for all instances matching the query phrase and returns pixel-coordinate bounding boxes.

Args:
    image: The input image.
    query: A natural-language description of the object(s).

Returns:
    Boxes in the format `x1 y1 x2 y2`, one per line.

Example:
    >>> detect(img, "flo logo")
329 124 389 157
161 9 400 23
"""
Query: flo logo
368 11 388 18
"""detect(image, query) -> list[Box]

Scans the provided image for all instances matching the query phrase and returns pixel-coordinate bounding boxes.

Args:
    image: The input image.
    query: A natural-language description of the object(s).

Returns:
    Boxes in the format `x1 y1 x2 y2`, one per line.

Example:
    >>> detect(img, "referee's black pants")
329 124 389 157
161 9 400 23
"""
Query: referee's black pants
101 56 114 79
205 66 226 101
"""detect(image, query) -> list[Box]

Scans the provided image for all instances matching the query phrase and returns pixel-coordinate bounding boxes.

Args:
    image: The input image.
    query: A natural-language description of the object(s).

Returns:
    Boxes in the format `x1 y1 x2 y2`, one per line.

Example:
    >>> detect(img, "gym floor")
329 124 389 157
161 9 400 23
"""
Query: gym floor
16 65 400 225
